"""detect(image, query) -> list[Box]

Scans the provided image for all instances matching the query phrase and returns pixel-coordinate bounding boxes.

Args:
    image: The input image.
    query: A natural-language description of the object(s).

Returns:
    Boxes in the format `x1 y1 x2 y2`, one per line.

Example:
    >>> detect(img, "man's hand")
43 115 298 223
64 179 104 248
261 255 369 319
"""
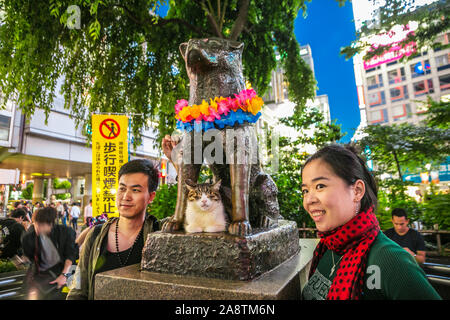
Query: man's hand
162 134 177 160
162 134 182 170
50 274 67 289
403 247 415 256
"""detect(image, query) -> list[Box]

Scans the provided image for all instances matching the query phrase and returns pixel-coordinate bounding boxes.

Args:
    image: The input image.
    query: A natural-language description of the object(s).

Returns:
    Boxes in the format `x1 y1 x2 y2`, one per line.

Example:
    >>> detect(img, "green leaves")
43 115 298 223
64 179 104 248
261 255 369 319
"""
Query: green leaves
340 0 450 61
0 0 318 149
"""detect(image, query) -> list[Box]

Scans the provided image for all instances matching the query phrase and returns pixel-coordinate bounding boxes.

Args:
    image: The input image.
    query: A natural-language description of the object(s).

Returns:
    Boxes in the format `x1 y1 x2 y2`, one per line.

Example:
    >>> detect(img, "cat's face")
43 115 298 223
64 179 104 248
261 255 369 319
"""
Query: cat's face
185 180 221 212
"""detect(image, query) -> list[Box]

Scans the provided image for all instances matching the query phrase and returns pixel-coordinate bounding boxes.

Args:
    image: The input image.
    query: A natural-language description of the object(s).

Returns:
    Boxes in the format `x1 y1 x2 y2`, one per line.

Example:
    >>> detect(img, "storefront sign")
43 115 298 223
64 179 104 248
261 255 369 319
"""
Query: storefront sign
92 115 128 217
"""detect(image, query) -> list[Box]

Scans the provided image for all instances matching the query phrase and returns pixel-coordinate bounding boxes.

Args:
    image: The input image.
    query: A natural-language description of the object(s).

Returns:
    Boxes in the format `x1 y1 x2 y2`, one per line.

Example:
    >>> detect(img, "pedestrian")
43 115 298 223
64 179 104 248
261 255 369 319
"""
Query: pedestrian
33 202 42 215
62 203 69 227
21 206 77 300
0 208 28 259
25 201 34 222
70 202 80 231
384 208 427 264
56 201 64 225
83 199 93 227
67 159 161 300
301 144 440 300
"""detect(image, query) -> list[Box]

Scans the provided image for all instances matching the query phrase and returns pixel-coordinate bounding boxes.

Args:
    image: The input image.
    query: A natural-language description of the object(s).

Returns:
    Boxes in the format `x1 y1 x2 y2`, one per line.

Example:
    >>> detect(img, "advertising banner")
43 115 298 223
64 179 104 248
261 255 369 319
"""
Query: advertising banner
91 114 129 217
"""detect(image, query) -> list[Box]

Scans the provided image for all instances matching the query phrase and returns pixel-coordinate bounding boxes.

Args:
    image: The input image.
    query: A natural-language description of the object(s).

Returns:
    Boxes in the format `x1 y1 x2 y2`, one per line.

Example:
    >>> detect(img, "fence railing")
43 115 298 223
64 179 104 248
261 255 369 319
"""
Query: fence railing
298 226 449 254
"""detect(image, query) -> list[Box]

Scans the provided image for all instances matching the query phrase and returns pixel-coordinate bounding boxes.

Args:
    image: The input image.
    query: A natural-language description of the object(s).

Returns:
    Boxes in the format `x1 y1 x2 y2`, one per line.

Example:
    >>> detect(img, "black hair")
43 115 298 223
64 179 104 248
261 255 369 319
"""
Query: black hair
302 143 378 213
118 159 159 193
34 207 57 225
13 201 22 208
11 208 27 219
391 208 408 219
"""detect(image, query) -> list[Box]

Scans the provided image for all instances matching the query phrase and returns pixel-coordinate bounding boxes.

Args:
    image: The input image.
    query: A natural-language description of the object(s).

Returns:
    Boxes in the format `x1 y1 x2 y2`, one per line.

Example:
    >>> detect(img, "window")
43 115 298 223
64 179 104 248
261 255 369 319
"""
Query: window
386 60 398 66
367 91 386 107
390 85 409 102
388 68 405 84
413 79 434 96
435 54 450 71
410 60 431 78
392 104 412 121
439 74 450 91
0 115 11 142
369 109 389 124
367 74 383 90
365 66 380 73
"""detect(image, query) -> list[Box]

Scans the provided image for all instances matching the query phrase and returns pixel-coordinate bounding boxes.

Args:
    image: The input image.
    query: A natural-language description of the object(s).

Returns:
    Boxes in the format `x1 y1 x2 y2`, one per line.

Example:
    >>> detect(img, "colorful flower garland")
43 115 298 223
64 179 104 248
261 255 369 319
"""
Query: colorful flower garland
175 88 263 132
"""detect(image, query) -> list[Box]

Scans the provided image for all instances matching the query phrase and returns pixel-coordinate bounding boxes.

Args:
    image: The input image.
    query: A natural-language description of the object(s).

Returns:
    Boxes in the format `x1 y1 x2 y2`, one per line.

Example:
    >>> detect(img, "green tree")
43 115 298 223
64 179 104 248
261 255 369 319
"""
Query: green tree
148 183 178 220
21 183 34 200
358 123 449 181
272 107 344 229
418 96 450 130
340 0 450 61
0 0 334 145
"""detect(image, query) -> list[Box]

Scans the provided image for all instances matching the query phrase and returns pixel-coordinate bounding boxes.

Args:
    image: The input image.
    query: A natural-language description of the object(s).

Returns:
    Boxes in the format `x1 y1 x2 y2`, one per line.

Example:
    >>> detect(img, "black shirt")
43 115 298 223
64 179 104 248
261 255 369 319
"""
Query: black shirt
0 218 25 259
383 228 426 254
94 231 144 275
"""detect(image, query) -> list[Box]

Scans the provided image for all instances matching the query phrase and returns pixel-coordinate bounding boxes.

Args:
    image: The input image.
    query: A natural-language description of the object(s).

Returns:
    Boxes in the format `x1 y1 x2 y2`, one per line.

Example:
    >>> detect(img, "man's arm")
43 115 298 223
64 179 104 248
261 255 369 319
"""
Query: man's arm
415 250 426 264
50 258 72 289
66 227 96 300
403 247 426 264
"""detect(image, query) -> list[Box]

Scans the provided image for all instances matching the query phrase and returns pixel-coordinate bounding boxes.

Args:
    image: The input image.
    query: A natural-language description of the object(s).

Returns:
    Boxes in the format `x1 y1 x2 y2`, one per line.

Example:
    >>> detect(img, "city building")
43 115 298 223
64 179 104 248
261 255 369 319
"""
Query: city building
258 45 331 155
351 0 450 189
352 0 450 133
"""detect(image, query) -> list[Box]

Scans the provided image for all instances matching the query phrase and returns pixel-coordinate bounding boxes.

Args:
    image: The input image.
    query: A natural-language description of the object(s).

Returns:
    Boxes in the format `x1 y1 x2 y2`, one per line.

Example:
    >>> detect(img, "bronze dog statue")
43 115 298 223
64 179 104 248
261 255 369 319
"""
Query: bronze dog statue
162 38 280 237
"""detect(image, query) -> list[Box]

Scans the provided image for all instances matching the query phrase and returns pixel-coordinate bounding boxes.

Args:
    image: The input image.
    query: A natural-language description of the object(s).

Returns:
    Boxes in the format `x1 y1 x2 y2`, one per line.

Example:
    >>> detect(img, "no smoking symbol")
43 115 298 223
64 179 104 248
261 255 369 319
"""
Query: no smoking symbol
100 119 121 139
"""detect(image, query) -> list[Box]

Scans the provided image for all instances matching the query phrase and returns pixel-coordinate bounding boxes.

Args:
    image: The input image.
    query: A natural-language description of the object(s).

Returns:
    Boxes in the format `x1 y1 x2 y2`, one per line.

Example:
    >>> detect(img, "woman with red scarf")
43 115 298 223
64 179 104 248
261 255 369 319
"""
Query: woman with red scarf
301 144 440 300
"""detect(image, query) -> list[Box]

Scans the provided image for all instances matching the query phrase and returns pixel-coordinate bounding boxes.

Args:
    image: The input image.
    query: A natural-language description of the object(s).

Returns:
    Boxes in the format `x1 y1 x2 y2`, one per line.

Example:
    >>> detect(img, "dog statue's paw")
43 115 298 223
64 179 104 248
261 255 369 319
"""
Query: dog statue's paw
228 220 252 237
161 218 183 233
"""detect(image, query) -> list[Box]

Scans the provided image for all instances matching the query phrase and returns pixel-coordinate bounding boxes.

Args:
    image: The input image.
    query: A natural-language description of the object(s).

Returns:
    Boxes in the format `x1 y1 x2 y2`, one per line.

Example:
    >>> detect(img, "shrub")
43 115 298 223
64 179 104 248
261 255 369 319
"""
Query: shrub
148 184 177 220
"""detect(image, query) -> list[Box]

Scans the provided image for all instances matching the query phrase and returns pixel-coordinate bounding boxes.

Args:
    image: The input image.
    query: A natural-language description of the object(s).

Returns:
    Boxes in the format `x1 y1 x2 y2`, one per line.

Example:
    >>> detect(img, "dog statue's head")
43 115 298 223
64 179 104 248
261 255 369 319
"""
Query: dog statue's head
179 38 245 103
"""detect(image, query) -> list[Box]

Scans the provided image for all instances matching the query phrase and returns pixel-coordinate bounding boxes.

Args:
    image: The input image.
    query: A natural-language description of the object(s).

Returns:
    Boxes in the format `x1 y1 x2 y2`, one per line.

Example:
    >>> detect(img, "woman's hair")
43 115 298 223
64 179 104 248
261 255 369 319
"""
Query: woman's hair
33 206 57 225
302 143 378 213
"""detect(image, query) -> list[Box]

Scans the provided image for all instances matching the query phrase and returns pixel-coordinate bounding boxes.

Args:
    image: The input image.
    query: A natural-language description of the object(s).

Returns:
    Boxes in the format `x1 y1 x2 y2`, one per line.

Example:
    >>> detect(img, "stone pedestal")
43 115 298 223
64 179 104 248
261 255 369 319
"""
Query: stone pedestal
94 252 301 300
141 220 299 281
94 220 302 300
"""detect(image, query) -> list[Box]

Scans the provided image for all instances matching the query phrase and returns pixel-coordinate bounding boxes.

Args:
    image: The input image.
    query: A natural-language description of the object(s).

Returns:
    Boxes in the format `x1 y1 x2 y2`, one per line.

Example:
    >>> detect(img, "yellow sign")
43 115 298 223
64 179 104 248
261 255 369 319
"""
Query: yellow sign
92 114 129 217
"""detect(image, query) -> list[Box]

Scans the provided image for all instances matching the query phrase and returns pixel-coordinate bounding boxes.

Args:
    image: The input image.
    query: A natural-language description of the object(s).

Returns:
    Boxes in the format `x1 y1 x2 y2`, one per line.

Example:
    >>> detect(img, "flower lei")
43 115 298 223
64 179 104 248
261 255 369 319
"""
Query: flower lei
175 88 263 132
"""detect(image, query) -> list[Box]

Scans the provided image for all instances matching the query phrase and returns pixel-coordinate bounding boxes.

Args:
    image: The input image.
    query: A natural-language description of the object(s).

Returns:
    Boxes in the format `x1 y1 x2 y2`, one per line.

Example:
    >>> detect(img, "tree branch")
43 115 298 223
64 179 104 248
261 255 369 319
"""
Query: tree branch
193 0 223 37
113 3 205 36
229 0 249 41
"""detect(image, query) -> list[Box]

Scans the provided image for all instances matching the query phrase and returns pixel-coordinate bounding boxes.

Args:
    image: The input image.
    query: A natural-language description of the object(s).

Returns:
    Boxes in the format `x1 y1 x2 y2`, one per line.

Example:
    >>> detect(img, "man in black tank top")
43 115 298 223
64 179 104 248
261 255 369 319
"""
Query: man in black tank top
67 159 160 300
384 208 426 264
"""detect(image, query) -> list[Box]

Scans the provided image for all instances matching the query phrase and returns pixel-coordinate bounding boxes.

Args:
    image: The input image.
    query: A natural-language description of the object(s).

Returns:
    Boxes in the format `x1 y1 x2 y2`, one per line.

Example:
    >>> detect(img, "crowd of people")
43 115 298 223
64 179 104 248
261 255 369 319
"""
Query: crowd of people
0 199 98 299
0 142 443 300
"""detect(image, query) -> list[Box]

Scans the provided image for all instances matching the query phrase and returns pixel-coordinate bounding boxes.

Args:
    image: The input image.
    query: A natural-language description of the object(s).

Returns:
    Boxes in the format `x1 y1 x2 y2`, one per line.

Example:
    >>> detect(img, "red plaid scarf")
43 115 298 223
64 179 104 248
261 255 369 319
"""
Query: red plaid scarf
308 206 379 300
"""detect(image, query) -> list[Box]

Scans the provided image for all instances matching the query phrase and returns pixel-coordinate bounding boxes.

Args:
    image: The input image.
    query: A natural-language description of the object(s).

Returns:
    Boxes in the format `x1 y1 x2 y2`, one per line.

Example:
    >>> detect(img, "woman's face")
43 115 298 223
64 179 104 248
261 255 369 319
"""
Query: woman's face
301 159 364 233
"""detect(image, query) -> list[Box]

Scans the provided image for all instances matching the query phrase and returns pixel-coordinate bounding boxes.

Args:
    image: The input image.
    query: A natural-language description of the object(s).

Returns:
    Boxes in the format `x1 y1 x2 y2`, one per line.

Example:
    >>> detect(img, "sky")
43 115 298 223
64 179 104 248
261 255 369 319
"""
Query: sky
294 0 359 143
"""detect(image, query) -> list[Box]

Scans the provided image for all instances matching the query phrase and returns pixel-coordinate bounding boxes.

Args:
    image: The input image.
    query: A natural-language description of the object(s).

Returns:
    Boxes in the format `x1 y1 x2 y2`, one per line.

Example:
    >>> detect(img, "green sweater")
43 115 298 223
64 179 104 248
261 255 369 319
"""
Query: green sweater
302 232 441 300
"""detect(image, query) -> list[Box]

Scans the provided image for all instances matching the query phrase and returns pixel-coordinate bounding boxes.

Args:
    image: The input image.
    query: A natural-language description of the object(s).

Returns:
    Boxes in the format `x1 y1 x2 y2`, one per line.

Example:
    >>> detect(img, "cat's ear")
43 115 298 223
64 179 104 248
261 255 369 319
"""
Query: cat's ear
185 179 196 192
212 179 221 191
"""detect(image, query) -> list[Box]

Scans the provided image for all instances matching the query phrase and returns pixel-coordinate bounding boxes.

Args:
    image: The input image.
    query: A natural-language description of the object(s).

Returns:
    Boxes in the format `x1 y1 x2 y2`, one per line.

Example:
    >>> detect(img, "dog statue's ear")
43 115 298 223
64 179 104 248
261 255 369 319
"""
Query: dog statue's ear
179 42 188 60
229 41 244 53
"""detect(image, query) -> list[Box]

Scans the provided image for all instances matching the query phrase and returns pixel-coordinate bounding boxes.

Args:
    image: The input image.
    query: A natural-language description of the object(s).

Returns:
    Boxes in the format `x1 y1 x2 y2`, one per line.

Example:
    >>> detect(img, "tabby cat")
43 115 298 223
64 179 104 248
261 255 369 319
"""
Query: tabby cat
184 179 228 233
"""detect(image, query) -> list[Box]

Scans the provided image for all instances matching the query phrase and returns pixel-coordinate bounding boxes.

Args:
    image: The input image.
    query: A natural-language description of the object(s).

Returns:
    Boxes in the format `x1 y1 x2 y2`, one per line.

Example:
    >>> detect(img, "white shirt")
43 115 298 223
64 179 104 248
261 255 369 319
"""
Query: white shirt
70 206 80 219
84 205 93 218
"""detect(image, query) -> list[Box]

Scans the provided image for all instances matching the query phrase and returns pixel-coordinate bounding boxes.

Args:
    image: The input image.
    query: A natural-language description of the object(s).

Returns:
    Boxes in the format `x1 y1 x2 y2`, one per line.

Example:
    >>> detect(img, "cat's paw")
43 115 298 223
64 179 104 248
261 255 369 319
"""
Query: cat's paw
184 225 203 233
161 219 183 232
205 225 226 233
228 220 252 237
